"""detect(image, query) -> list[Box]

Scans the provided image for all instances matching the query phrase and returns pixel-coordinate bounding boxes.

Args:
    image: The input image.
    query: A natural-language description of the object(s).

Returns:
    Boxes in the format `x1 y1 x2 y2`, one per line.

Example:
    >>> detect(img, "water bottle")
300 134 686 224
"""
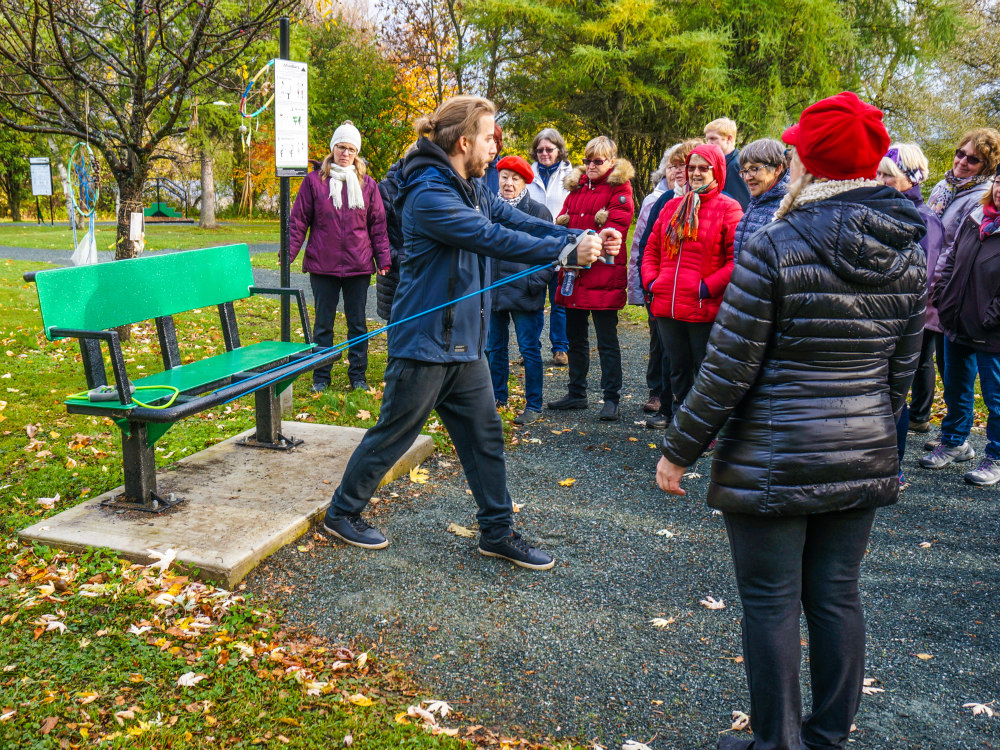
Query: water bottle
560 269 577 297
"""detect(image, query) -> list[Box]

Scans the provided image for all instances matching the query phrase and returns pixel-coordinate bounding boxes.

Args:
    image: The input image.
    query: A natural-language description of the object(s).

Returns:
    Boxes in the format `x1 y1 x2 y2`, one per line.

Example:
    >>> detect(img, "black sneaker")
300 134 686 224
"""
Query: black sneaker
547 395 588 410
351 380 370 391
513 409 543 425
599 400 619 421
478 530 554 570
323 515 389 549
311 382 328 394
645 413 668 429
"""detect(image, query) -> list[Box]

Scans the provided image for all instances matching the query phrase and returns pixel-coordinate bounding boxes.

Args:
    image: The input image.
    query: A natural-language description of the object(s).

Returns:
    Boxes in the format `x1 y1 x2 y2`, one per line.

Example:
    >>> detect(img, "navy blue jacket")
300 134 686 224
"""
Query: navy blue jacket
723 149 751 209
491 192 555 313
733 173 789 262
390 138 578 363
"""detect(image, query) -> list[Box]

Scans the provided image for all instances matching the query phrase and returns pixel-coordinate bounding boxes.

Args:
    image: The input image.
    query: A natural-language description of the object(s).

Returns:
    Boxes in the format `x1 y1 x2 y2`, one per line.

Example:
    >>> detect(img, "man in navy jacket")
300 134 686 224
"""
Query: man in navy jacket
323 95 621 571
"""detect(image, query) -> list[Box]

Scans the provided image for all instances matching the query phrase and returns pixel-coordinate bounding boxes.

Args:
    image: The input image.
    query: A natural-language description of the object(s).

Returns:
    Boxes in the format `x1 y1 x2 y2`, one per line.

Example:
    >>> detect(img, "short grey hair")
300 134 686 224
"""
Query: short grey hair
739 138 788 170
530 128 570 163
650 144 678 186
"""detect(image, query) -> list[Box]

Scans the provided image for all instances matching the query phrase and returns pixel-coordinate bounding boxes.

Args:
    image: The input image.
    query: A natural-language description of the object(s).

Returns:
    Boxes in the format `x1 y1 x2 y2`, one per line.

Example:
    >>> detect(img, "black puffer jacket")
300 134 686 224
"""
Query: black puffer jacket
491 192 555 313
661 185 926 515
376 159 404 321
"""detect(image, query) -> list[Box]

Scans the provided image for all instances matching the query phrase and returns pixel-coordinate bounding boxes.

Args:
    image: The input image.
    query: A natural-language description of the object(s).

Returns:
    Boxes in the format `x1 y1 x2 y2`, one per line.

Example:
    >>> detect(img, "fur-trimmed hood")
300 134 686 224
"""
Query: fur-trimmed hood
565 159 635 192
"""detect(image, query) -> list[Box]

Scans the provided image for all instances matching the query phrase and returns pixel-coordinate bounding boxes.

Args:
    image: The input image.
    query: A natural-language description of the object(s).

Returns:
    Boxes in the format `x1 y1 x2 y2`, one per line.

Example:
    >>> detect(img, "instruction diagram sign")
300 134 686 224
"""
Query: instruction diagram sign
29 157 52 196
274 59 309 177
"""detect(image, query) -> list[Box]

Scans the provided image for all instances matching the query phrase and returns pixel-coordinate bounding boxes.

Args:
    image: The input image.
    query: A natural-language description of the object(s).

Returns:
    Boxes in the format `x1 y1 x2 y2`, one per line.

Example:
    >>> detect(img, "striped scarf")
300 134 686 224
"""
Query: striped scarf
663 182 714 259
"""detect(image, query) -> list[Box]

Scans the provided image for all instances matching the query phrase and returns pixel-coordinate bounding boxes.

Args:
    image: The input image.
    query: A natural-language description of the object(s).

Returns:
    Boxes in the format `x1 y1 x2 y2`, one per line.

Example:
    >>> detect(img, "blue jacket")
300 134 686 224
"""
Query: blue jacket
491 192 555 313
390 138 578 363
733 173 789 262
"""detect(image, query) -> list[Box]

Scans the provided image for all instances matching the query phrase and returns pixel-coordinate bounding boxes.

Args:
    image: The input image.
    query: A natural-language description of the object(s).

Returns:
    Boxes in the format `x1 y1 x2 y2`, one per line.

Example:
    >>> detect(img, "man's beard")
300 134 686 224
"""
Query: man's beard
465 153 489 179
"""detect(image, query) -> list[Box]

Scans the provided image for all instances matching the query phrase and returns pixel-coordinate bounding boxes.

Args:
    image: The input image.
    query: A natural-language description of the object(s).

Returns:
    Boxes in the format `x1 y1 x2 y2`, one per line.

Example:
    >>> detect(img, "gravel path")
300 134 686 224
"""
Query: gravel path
243 317 1000 750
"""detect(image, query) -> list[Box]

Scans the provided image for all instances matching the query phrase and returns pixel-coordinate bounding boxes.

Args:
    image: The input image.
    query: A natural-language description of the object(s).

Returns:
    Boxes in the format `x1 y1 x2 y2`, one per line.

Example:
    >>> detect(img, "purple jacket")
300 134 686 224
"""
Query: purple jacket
289 168 392 277
904 185 945 332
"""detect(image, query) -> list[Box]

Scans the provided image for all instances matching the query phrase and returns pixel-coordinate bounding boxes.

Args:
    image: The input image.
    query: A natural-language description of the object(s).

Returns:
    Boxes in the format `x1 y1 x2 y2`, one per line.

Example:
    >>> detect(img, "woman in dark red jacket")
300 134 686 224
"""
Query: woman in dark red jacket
289 121 392 392
547 136 635 421
641 143 743 424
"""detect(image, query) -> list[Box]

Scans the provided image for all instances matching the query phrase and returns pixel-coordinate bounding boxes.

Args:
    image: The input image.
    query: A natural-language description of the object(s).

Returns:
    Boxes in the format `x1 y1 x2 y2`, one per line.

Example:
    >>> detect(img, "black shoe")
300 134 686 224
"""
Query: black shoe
513 409 543 425
547 395 588 410
599 400 619 421
646 413 668 429
351 380 370 391
323 515 388 549
311 382 328 394
478 530 554 570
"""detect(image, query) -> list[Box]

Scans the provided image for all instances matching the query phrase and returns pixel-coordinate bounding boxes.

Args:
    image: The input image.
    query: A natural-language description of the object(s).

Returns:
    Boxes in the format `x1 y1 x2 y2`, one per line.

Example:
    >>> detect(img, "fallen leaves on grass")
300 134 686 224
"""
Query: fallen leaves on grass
36 493 59 509
356 409 371 420
446 523 476 538
32 613 67 639
558 478 576 487
348 693 374 707
144 548 177 577
177 672 207 687
39 715 58 735
649 617 675 628
409 466 429 484
700 596 726 610
963 701 995 717
396 700 459 737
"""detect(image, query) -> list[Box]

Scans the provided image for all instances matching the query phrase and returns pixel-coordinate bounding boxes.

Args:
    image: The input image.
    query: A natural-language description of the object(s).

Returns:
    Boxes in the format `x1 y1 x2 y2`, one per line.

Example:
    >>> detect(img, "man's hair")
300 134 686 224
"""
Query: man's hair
414 96 496 155
585 135 617 160
669 138 704 166
530 128 569 163
704 117 738 140
958 127 1000 177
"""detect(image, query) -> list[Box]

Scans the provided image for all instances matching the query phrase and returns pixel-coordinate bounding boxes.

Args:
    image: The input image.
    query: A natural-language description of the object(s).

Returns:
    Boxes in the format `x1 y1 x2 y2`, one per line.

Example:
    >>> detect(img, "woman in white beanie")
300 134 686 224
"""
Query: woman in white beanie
290 120 392 391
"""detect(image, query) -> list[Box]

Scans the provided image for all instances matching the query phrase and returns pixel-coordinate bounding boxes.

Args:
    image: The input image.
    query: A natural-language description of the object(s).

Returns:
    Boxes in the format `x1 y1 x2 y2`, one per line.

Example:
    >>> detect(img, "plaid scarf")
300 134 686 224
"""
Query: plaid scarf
663 181 714 259
927 170 991 217
982 203 1000 239
499 186 528 208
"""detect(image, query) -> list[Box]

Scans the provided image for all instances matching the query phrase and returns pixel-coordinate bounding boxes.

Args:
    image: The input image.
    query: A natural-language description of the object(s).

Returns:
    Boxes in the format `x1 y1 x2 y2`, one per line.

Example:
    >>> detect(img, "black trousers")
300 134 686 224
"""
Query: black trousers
645 304 663 398
908 329 944 423
724 507 877 750
310 273 371 386
655 317 713 417
328 357 513 541
565 307 622 403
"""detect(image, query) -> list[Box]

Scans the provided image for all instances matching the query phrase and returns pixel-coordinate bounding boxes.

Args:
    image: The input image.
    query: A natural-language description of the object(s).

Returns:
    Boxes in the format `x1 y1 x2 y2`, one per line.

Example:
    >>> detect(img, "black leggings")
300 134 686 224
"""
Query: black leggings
724 507 877 750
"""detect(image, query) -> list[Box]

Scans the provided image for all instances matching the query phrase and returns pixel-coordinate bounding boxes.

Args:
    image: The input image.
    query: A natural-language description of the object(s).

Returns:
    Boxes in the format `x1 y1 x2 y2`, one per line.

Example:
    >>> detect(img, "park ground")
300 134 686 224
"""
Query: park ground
0 225 997 749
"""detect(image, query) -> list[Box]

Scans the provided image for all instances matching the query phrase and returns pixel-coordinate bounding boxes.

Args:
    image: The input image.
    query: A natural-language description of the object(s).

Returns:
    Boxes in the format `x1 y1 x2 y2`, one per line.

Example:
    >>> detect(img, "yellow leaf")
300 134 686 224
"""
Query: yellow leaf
446 523 475 538
628 436 638 442
409 466 429 484
356 409 371 420
356 651 368 668
916 653 934 660
49 431 60 439
348 693 374 707
128 674 144 683
394 711 410 724
558 478 576 487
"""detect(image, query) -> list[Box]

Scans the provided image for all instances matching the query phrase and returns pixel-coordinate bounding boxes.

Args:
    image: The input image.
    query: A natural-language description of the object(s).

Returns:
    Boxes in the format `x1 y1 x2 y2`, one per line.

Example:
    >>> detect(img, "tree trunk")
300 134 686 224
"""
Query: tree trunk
199 147 217 229
115 169 148 260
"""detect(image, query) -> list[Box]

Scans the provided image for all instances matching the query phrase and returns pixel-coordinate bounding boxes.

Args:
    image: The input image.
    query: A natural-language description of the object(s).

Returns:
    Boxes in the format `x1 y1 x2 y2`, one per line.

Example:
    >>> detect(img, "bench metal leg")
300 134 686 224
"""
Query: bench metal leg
236 386 302 451
102 422 184 513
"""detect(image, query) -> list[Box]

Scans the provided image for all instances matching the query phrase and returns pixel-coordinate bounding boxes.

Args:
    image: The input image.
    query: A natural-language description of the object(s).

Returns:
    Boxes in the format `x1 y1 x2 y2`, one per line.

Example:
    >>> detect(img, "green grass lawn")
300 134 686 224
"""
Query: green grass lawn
0 258 507 750
0 221 280 253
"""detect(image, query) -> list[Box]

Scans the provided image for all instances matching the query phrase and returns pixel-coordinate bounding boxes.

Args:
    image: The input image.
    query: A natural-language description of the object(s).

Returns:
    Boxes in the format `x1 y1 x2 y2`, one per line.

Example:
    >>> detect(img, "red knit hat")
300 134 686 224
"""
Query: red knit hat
496 155 534 184
781 92 890 181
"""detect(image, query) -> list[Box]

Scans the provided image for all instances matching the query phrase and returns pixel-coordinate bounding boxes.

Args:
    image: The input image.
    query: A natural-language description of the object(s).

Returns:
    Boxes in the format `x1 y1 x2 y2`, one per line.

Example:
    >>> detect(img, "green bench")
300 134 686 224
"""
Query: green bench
27 244 339 512
144 202 183 218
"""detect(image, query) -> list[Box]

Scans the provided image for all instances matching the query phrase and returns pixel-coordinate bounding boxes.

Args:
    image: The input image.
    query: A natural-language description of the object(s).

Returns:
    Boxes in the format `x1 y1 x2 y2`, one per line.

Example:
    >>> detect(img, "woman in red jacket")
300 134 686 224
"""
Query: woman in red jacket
289 121 392 393
547 136 635 421
641 143 743 426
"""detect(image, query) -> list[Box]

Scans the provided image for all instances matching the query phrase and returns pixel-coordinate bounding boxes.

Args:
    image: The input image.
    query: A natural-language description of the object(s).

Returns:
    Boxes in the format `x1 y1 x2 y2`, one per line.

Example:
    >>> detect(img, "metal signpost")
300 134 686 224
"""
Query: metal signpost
29 157 54 226
274 17 308 342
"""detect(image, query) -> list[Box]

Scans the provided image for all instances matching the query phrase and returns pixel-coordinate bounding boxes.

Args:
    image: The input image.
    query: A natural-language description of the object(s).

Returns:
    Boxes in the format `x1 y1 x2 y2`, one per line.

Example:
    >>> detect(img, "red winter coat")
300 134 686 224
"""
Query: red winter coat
641 144 743 322
554 159 635 310
289 166 392 277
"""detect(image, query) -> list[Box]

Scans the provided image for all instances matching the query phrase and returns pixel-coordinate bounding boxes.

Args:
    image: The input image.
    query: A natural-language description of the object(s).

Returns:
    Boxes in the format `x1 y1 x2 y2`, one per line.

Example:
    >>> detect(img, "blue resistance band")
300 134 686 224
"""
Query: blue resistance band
217 260 558 406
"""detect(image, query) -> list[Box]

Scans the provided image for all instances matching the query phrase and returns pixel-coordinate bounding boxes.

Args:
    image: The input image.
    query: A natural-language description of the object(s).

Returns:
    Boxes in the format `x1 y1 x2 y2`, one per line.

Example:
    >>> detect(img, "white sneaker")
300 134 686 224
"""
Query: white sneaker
964 457 1000 486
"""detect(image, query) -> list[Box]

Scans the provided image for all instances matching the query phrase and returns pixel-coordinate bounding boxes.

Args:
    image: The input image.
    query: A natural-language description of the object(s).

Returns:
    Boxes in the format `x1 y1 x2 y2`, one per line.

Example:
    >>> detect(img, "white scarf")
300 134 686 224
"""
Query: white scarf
328 164 365 210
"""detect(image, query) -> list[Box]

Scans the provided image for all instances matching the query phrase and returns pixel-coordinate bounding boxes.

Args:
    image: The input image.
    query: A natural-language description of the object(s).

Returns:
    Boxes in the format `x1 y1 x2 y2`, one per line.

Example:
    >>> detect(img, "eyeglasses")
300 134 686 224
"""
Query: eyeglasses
687 164 713 174
738 164 775 179
955 148 982 166
583 158 608 167
536 147 557 154
334 144 358 155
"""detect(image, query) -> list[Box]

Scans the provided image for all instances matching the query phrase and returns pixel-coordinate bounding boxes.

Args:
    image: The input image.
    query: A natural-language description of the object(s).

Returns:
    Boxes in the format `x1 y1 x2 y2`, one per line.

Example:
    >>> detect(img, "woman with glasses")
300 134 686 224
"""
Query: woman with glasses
641 143 743 428
289 121 392 392
547 136 635 421
528 128 575 366
732 139 789 263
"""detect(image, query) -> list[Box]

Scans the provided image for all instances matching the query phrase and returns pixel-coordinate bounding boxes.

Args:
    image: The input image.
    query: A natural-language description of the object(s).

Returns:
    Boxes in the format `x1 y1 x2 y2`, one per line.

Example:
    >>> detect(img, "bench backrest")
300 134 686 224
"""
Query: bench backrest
34 244 255 340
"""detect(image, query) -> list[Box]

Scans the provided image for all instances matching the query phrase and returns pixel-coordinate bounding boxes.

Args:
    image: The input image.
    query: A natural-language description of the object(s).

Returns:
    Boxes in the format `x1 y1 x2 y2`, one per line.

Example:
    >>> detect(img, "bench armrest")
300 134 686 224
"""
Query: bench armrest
49 327 134 405
249 286 312 344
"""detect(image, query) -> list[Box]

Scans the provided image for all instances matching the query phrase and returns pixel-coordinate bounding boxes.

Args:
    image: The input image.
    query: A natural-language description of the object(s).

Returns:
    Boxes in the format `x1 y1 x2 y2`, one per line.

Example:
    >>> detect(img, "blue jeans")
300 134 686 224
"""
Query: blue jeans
941 338 1000 458
547 276 568 354
486 310 544 412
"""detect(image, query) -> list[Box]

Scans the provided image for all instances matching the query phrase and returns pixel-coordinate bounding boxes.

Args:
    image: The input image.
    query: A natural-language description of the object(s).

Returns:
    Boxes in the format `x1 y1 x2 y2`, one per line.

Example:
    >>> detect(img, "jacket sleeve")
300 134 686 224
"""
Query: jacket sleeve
366 179 393 270
412 182 578 265
930 221 963 305
661 231 779 466
702 200 743 297
288 176 314 264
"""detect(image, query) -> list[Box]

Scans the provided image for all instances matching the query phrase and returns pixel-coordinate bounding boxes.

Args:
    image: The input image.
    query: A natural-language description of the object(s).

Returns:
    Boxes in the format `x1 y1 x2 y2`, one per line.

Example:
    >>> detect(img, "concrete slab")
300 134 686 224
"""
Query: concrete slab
19 422 434 587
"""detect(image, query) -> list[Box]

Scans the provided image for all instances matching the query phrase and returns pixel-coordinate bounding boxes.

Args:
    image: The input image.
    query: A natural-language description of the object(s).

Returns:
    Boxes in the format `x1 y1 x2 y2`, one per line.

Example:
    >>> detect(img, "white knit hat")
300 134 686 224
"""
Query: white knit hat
330 121 362 153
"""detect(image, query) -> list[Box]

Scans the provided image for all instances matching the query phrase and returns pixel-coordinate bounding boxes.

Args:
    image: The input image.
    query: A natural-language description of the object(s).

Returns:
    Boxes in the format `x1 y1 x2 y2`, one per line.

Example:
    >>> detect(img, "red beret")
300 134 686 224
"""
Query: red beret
782 92 890 181
496 155 534 184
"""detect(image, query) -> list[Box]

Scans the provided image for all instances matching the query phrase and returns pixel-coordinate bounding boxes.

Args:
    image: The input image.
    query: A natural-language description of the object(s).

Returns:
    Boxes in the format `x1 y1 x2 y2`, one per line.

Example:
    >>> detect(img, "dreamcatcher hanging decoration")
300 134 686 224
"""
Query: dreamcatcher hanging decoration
68 141 101 266
238 59 275 217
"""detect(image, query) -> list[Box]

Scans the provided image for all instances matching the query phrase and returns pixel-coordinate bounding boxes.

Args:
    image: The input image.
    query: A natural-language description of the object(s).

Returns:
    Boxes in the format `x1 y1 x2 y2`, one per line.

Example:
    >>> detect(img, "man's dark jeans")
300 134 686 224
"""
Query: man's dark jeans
310 273 371 386
724 507 876 750
486 309 544 412
328 357 514 541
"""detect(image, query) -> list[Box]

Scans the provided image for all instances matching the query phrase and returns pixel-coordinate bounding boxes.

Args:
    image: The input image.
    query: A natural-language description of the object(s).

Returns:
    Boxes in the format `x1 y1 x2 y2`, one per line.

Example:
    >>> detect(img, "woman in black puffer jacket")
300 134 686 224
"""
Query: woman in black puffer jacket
656 93 926 750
